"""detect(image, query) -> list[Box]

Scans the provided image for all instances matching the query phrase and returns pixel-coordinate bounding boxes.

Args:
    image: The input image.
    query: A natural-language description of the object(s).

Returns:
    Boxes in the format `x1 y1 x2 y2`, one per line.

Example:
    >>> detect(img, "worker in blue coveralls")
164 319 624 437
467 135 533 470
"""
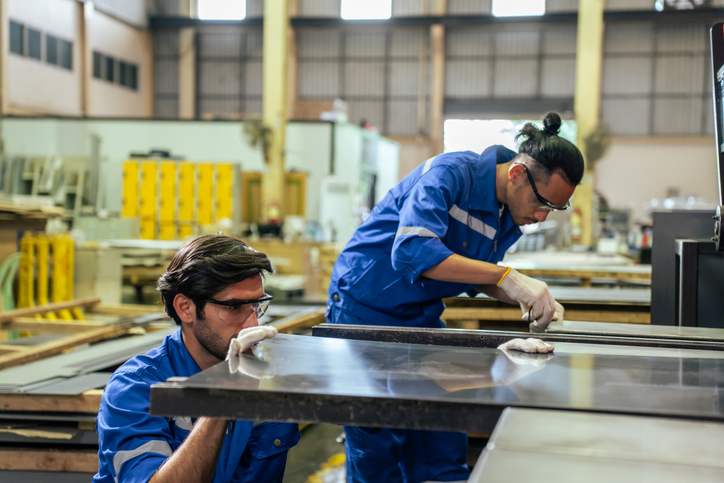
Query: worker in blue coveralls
94 234 299 483
326 112 585 483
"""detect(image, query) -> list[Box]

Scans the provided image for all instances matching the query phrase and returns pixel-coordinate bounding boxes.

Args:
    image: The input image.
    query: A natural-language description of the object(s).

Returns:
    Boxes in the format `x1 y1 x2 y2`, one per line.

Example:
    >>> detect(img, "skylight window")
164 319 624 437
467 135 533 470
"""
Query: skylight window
492 0 545 17
197 0 246 20
341 0 391 20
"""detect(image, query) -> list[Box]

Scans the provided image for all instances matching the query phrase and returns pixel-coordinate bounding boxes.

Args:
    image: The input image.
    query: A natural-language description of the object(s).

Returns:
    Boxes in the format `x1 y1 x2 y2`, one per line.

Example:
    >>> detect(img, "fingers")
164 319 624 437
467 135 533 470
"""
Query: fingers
553 301 565 321
497 337 554 353
227 326 278 361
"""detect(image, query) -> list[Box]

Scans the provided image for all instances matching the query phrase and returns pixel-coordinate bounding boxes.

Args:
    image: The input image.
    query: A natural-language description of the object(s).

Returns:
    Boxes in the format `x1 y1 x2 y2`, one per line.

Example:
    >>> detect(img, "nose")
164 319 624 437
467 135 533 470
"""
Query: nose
242 311 259 330
533 211 549 222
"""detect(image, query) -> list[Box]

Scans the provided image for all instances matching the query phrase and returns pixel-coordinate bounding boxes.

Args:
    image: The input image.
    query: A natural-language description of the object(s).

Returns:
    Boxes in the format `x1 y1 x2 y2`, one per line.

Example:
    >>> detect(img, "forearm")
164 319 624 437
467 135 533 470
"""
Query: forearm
421 254 508 285
474 284 518 305
149 418 228 483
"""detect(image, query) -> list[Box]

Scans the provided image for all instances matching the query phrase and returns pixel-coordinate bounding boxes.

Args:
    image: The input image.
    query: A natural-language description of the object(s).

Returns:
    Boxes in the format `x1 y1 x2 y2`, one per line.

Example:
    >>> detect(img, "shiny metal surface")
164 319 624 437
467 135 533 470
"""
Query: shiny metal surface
548 320 724 342
151 334 724 431
468 408 724 483
477 287 651 305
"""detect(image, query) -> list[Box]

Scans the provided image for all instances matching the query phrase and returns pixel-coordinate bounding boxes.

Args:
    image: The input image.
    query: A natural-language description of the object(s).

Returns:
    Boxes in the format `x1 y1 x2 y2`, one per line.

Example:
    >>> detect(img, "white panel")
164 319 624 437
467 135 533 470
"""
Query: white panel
154 99 179 119
344 61 385 96
153 31 179 57
653 98 704 135
298 61 340 98
601 98 651 136
654 56 705 95
92 0 146 28
448 0 491 14
198 98 241 116
198 62 241 95
298 0 340 16
345 33 386 58
347 100 385 127
602 57 652 95
392 0 435 16
605 24 654 54
541 58 575 97
606 0 654 10
445 60 491 98
197 33 243 57
542 27 577 55
389 62 420 96
656 24 708 53
495 30 541 56
245 60 263 96
297 31 342 58
387 100 418 135
493 60 537 98
390 31 425 57
154 60 179 94
446 29 492 57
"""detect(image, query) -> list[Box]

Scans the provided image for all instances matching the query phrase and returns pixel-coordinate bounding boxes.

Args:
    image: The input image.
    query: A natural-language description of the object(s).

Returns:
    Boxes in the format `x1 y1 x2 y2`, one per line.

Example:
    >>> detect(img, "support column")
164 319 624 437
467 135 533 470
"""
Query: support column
261 0 288 223
178 0 196 119
572 0 605 247
429 0 446 155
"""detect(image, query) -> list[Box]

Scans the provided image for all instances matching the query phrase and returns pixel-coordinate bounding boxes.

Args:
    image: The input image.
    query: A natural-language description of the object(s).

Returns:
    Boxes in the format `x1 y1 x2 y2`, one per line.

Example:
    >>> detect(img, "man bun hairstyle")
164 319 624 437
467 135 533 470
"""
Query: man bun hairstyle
157 234 274 325
516 112 584 186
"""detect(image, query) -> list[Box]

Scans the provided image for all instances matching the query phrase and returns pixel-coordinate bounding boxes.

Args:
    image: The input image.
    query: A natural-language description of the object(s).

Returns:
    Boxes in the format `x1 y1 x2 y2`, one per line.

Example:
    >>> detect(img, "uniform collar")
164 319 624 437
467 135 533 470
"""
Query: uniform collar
167 328 202 378
469 145 517 215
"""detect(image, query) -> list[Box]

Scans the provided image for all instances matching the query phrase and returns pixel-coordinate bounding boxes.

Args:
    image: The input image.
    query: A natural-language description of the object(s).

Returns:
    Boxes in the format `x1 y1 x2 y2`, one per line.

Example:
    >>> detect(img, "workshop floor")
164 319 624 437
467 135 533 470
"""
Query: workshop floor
285 424 346 483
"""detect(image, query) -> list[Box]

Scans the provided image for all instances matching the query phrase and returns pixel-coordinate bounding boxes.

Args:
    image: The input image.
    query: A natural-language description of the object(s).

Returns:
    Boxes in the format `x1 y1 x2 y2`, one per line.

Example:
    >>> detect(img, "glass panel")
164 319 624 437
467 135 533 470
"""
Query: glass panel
46 35 57 65
27 28 41 60
105 56 115 82
93 52 102 78
60 39 72 70
9 21 24 55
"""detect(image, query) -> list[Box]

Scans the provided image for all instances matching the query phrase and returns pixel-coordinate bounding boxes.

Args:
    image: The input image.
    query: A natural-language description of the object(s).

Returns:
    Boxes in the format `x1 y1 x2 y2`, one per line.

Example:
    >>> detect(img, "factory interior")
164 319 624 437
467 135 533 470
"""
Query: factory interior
2 0 724 481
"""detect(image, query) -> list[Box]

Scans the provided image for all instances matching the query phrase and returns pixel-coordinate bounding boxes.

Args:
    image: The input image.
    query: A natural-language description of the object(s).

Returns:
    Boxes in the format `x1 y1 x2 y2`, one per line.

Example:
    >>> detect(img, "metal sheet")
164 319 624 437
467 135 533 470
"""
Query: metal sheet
548 320 724 342
469 408 724 482
150 334 724 432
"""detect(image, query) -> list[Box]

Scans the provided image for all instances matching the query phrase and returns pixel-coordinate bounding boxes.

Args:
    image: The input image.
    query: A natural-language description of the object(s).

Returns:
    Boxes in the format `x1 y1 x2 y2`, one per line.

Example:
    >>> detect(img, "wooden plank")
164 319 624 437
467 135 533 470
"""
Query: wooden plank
516 268 651 281
0 448 99 472
271 308 326 334
0 298 101 323
441 307 649 325
0 344 28 352
0 389 102 413
89 303 164 316
0 325 131 371
3 317 109 334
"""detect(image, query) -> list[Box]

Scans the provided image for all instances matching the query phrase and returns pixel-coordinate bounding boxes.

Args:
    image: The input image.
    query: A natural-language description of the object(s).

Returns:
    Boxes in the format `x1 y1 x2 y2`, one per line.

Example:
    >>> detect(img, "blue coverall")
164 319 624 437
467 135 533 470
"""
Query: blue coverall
326 145 523 483
94 329 300 483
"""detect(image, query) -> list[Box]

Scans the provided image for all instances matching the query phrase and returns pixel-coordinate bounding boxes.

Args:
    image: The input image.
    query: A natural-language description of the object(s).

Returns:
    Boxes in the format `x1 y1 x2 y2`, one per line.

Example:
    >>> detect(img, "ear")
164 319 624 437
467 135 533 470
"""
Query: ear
173 293 196 325
508 164 526 184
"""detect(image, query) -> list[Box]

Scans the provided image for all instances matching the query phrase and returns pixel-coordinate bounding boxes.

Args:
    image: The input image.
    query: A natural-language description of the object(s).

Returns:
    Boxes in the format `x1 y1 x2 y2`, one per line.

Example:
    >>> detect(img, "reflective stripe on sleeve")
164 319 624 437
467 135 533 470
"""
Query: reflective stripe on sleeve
448 204 497 239
422 156 435 174
113 439 173 482
172 416 194 431
395 226 441 241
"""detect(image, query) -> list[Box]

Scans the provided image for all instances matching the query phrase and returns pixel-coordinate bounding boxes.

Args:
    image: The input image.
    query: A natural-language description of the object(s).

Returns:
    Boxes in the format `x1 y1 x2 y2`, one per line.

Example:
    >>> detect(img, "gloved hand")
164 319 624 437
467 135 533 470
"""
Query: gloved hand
227 326 278 361
529 301 564 333
498 268 556 327
497 338 554 353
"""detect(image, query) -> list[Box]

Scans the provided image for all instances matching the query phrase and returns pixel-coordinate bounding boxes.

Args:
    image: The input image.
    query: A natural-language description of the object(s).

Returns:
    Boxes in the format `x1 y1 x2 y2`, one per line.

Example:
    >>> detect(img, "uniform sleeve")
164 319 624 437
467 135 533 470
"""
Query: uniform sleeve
391 165 462 282
96 372 174 483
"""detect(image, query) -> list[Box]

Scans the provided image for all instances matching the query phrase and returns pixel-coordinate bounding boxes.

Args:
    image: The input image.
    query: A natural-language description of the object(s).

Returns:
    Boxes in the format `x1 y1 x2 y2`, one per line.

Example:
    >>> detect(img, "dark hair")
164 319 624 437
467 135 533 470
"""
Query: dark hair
157 234 273 325
515 112 584 185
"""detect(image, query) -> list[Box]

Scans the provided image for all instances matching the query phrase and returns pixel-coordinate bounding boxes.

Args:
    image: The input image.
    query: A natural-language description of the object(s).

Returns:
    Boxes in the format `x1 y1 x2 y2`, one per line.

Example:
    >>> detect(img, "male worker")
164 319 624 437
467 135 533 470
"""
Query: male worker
94 234 299 483
326 112 584 482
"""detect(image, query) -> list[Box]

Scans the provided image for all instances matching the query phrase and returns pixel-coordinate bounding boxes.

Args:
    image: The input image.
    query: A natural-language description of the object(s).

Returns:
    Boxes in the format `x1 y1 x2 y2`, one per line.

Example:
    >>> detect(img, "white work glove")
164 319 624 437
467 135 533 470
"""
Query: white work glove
498 268 557 328
227 325 277 361
529 301 564 333
497 338 554 354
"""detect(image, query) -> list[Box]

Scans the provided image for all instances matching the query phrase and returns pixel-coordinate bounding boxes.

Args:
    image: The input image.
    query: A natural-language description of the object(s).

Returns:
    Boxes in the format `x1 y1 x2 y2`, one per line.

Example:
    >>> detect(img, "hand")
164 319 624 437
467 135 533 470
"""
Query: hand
227 326 278 361
529 301 564 333
497 338 554 353
499 268 556 327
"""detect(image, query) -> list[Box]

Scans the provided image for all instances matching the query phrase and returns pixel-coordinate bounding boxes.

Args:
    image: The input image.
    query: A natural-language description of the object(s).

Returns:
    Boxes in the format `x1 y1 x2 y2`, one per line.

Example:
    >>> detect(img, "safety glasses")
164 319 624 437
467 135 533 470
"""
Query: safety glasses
520 164 570 211
203 293 273 323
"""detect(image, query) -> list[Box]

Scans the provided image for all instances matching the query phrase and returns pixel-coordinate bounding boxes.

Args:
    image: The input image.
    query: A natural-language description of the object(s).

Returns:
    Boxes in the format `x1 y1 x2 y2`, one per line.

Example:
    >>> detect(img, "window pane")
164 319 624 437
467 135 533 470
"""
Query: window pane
60 39 72 69
46 35 57 64
197 0 246 20
129 64 138 90
340 0 391 19
10 21 23 55
120 61 128 86
93 52 102 78
28 28 41 60
105 56 114 82
492 0 545 17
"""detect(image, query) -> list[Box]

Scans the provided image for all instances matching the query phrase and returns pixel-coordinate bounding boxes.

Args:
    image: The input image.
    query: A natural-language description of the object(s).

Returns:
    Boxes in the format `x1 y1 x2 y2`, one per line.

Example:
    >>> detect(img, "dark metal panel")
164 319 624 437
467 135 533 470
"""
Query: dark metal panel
444 98 574 116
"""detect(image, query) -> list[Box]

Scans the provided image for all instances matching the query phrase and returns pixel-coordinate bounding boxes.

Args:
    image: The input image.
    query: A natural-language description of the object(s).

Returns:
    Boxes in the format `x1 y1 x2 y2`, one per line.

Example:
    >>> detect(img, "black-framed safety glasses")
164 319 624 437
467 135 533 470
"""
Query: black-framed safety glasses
203 293 273 322
520 164 570 211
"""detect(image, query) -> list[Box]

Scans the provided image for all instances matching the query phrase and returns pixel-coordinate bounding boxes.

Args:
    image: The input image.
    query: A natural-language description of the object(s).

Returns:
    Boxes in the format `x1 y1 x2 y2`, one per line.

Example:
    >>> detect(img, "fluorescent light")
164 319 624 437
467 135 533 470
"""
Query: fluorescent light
341 0 392 20
492 0 545 17
197 0 246 20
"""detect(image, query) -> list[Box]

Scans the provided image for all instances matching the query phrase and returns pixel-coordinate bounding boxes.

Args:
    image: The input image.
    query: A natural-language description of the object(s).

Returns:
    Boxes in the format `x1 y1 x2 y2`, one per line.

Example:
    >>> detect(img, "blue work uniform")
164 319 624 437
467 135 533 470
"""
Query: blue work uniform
326 145 523 483
94 329 300 483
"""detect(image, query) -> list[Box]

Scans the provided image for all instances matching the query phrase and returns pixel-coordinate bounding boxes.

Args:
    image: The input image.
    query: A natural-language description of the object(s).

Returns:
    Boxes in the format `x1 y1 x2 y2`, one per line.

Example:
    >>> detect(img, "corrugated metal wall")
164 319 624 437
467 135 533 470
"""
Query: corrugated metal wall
151 3 717 137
